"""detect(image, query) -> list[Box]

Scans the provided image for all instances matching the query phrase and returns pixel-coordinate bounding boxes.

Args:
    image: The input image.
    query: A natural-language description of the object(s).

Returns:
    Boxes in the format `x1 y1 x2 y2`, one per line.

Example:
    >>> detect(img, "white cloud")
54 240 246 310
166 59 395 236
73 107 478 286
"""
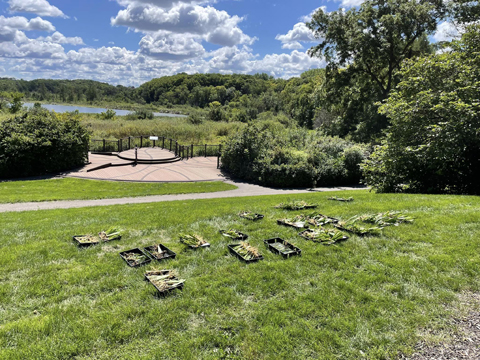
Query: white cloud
281 41 303 50
433 21 460 42
0 16 55 32
111 4 255 46
337 0 365 7
37 31 85 45
139 32 205 60
8 0 67 18
276 23 316 44
0 39 65 59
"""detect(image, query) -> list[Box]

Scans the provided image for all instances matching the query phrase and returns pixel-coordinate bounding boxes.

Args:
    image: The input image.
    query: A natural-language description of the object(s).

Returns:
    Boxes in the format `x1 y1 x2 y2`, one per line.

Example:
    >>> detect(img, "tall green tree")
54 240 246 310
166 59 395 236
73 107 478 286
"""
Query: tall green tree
307 0 444 141
362 25 480 194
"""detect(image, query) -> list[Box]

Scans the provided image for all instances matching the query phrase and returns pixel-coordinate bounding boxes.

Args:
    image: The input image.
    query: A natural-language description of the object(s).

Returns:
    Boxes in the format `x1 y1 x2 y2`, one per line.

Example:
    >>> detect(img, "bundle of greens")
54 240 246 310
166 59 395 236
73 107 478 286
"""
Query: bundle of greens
238 211 263 221
336 217 382 236
278 214 309 229
356 211 414 227
146 270 185 292
231 242 261 261
307 214 338 227
300 228 346 244
180 234 208 248
99 227 122 241
123 252 149 266
328 196 354 202
74 235 99 244
275 201 317 210
270 241 298 255
220 229 246 239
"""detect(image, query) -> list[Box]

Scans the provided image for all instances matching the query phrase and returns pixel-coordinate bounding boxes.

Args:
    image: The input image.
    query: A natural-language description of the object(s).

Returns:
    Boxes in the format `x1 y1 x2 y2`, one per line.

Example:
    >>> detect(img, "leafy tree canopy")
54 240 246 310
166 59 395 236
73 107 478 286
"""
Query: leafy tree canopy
362 25 480 194
307 0 445 141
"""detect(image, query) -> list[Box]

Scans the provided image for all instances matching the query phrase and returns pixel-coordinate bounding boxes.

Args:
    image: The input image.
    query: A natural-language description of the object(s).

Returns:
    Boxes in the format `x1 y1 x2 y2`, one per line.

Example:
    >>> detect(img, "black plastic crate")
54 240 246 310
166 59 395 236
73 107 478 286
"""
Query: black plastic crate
276 219 309 229
145 270 184 297
72 235 99 247
119 248 152 267
239 212 264 221
264 238 302 258
228 244 264 263
144 244 177 261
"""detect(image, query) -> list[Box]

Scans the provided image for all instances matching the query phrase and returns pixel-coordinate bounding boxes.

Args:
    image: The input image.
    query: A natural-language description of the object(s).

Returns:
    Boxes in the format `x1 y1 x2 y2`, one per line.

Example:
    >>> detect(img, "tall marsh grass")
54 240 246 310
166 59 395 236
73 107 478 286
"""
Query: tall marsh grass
83 116 246 145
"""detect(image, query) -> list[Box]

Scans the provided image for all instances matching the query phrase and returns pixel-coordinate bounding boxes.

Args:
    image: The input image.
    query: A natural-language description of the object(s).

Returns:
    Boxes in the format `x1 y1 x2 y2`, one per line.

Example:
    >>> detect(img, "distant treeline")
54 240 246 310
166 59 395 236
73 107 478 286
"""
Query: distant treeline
0 78 141 104
0 71 324 128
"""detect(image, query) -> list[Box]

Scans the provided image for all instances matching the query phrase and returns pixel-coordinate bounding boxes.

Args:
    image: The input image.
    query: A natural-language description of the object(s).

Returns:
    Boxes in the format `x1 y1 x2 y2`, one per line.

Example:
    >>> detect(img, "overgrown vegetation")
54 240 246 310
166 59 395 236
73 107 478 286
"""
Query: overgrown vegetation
221 120 369 187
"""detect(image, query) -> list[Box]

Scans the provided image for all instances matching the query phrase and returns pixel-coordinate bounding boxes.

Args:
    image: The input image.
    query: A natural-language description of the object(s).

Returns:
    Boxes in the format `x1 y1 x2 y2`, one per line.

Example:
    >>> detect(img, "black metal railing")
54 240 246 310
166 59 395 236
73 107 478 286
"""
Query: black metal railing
89 136 223 164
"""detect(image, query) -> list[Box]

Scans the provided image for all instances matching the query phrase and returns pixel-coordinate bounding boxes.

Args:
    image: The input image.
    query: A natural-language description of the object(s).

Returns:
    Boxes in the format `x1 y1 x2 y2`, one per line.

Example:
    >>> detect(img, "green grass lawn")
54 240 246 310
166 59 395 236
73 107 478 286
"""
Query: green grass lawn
1 191 479 359
0 178 237 203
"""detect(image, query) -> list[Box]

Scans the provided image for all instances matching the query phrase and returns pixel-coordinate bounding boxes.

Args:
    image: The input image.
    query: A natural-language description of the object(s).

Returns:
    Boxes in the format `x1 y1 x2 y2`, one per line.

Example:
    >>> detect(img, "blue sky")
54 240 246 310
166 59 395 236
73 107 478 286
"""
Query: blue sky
0 0 453 86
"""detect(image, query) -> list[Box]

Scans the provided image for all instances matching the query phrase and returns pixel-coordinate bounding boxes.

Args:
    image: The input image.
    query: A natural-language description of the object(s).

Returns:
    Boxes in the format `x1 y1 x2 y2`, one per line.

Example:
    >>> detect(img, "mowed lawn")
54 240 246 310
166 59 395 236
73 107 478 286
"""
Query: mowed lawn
0 178 236 203
0 191 479 359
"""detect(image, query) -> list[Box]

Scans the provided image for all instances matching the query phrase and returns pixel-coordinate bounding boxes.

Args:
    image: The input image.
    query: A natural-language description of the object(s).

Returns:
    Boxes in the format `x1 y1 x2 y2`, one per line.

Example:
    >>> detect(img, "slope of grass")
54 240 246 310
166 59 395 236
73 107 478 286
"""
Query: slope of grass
0 191 479 359
0 178 236 203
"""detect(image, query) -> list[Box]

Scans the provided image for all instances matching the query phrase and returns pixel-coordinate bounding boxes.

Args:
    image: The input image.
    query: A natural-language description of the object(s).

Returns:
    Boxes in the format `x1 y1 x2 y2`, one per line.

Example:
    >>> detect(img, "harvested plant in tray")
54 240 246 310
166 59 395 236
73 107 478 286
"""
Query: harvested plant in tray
275 200 318 210
239 211 264 221
277 215 310 229
119 248 151 267
356 211 414 227
144 244 176 261
219 229 248 240
98 227 122 242
307 213 340 226
335 218 382 236
328 196 354 202
73 235 100 247
299 228 348 245
145 270 185 297
264 238 301 258
228 242 263 263
179 234 210 249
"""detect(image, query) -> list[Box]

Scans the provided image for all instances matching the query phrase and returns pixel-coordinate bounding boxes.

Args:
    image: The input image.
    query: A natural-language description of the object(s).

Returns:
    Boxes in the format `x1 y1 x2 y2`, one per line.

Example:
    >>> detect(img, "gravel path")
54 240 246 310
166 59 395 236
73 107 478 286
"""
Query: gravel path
0 181 366 213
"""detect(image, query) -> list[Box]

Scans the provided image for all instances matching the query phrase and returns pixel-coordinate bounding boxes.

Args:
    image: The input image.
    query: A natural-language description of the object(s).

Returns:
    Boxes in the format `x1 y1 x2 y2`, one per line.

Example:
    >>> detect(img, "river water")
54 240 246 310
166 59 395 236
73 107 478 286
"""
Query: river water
23 103 187 118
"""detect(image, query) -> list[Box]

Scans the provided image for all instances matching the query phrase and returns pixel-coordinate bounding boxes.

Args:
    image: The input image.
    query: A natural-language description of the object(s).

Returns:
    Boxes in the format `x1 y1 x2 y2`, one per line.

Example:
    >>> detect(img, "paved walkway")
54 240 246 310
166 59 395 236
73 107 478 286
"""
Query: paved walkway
68 153 223 182
0 181 366 213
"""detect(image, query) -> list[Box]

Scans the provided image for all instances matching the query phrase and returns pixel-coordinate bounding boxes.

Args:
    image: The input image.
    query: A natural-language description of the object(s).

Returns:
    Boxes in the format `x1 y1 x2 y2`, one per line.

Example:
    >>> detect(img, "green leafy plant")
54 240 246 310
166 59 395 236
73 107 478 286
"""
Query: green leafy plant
300 228 346 244
328 196 354 202
146 270 185 292
180 234 208 248
336 217 382 236
98 227 122 241
277 214 310 228
269 241 298 255
123 252 148 266
357 211 414 227
275 200 317 210
238 211 263 221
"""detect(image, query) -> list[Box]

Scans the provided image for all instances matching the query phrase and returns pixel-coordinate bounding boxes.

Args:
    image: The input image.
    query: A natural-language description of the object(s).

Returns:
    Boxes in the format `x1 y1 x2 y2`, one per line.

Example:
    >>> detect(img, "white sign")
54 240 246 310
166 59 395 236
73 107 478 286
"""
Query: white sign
149 136 159 141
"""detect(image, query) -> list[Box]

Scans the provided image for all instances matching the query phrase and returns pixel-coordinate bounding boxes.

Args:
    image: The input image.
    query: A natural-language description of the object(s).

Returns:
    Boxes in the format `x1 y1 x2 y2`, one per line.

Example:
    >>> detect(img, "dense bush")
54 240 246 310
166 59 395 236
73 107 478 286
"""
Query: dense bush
362 26 480 194
0 108 90 178
221 121 369 188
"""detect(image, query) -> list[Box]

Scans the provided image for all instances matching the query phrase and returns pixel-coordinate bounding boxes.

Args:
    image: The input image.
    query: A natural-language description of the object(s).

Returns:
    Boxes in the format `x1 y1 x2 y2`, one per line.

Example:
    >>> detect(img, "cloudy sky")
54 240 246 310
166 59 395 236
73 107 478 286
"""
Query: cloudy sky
0 0 456 86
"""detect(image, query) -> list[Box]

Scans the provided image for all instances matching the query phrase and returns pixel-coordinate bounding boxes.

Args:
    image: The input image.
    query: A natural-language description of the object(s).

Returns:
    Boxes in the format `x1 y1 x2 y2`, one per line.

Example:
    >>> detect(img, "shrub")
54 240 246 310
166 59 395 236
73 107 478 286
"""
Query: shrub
100 109 116 120
187 113 204 125
0 108 90 178
221 121 369 188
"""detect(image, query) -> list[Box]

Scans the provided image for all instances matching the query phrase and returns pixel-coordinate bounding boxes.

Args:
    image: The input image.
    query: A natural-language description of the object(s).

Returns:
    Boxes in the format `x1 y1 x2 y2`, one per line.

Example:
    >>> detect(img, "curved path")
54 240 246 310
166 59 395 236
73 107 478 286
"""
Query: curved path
0 181 366 213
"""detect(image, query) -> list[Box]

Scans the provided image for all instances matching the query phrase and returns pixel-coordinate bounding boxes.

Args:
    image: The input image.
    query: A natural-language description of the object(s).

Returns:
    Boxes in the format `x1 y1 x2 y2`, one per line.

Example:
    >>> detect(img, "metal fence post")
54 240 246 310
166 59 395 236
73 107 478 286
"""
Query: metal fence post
103 139 106 152
205 144 207 157
170 139 172 151
140 136 143 148
128 137 131 150
191 144 194 158
118 140 120 153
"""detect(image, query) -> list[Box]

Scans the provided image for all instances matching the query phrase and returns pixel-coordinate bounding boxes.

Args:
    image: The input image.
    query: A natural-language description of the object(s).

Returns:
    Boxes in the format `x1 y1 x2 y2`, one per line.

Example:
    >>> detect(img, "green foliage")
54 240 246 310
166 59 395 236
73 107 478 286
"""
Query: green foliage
207 101 225 121
307 0 444 141
221 121 369 188
0 108 90 178
186 112 204 125
9 92 24 114
362 25 480 194
100 109 116 120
